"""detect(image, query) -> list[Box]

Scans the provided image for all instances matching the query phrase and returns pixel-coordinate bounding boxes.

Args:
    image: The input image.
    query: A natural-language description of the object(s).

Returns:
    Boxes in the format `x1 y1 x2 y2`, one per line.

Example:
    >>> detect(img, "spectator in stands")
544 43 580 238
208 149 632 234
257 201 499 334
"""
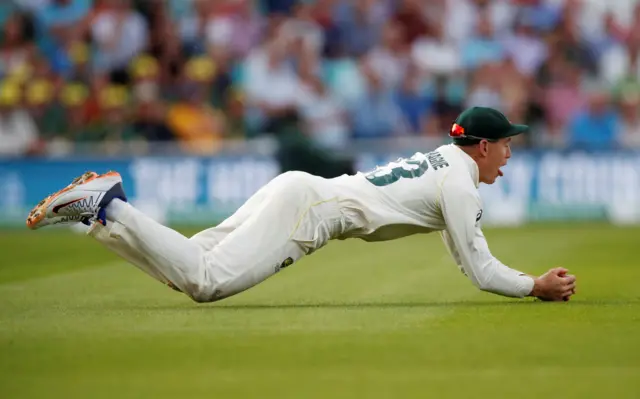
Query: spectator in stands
86 83 139 144
35 0 90 45
36 0 90 38
552 1 599 77
270 109 356 179
332 0 388 57
393 63 433 135
66 39 92 83
90 0 148 77
460 11 505 70
56 81 90 143
298 74 349 151
204 0 263 60
349 61 406 139
512 0 561 34
630 3 640 40
143 0 184 86
0 3 18 27
130 54 175 143
600 30 640 88
35 0 91 78
411 19 461 77
591 11 628 58
263 0 298 15
309 0 334 32
497 57 530 144
0 11 36 80
166 0 205 56
430 75 464 135
392 0 433 47
12 1 48 14
616 89 640 149
612 67 640 109
364 19 410 89
321 26 367 107
243 29 303 132
223 89 248 139
24 77 62 139
567 83 620 150
129 54 159 93
465 62 504 111
502 13 548 77
166 56 226 155
541 59 586 143
128 52 173 101
2 0 640 156
280 2 325 56
445 0 515 46
0 79 39 156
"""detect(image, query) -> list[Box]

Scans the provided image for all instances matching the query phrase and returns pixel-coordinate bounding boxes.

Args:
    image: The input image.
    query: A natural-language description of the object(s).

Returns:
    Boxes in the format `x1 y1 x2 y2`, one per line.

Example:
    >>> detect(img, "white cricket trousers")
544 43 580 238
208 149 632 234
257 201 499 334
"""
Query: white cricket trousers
87 171 348 303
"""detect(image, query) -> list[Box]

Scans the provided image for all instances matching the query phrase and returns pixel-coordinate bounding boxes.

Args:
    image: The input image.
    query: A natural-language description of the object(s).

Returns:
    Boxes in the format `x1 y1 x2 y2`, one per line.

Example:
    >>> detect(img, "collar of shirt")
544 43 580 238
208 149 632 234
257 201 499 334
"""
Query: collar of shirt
448 144 480 188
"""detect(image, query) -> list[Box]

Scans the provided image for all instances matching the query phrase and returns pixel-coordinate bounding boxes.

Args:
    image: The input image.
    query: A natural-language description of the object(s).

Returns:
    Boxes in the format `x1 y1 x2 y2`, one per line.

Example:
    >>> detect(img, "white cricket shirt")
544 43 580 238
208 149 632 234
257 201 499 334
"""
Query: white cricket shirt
331 144 535 298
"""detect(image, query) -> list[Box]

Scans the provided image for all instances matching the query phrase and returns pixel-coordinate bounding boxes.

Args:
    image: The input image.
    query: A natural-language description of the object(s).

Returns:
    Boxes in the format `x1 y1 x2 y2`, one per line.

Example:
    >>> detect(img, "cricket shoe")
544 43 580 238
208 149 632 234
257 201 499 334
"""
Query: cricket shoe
26 171 127 230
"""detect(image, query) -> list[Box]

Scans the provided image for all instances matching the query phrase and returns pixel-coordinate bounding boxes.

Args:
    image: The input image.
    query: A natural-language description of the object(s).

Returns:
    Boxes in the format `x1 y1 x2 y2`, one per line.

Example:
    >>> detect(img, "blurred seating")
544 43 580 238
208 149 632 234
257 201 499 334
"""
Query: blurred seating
0 0 639 158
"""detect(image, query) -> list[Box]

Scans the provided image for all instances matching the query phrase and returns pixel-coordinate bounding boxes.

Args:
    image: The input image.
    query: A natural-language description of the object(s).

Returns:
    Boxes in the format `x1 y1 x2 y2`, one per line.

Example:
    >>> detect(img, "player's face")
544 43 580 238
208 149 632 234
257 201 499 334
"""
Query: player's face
479 138 511 184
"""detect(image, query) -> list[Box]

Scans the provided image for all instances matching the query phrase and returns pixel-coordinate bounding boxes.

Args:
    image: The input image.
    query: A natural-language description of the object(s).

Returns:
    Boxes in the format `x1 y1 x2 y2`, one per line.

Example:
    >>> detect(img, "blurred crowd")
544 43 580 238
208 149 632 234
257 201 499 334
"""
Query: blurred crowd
0 0 640 158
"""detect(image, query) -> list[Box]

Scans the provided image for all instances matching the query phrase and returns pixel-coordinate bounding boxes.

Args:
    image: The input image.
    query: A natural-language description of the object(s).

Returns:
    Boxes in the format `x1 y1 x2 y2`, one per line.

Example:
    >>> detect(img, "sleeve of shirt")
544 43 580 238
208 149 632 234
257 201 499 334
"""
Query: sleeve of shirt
439 178 535 298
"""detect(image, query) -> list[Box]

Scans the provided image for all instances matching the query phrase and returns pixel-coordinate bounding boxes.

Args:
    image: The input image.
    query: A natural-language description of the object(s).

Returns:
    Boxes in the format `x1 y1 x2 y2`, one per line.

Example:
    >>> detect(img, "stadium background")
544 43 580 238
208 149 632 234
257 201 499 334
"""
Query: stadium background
0 0 639 227
1 2 640 399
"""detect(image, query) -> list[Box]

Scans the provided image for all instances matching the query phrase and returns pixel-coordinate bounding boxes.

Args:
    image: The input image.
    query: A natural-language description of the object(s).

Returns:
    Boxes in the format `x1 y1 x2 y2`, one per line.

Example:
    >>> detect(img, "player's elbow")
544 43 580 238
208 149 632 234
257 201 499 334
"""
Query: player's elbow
462 261 497 292
471 273 513 296
469 274 494 293
463 260 529 298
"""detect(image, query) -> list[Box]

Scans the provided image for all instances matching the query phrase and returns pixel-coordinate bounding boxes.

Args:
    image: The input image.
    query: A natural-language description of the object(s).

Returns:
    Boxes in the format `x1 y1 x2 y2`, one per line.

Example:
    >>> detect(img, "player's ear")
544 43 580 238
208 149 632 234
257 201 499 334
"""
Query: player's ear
479 140 490 156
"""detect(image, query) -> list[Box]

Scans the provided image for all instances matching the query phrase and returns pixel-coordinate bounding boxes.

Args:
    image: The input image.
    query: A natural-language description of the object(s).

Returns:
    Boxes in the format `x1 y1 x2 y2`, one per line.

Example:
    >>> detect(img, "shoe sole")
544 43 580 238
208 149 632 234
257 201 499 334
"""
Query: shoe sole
26 171 121 230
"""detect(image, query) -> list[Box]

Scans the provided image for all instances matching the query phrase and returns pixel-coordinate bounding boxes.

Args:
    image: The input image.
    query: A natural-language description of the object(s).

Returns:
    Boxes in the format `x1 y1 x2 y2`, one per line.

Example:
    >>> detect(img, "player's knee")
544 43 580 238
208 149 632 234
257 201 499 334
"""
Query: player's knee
190 273 253 304
182 281 219 303
184 277 239 303
188 291 211 303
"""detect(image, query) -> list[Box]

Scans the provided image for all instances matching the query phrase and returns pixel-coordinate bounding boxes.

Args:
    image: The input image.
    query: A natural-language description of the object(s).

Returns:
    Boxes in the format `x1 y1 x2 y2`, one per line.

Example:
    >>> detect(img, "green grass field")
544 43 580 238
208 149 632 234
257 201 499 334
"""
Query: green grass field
1 223 639 398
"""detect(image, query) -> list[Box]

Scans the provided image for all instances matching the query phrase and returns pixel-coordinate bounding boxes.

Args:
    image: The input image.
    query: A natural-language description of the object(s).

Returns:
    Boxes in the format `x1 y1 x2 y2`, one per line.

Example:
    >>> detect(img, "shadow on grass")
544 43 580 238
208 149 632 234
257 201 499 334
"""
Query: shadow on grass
127 298 640 311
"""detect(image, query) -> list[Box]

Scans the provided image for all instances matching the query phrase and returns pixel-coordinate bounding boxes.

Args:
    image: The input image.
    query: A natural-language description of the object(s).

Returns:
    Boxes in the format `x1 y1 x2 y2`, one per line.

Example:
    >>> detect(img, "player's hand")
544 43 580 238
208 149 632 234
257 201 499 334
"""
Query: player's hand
530 267 576 302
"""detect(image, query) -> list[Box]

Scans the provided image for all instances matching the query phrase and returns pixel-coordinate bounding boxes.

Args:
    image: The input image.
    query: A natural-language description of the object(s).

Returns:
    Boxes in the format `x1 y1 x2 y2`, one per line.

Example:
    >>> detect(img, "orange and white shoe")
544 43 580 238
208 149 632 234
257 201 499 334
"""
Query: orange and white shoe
26 171 127 230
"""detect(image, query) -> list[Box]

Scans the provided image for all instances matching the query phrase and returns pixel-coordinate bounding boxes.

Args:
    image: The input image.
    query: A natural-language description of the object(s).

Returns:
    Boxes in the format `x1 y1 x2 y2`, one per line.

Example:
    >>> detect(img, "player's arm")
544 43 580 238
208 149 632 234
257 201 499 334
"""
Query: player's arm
439 181 535 298
439 183 576 300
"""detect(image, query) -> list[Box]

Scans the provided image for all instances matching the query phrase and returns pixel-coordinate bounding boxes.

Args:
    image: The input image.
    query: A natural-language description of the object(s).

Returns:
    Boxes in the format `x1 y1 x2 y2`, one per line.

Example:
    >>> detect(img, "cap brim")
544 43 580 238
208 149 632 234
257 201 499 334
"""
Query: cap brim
505 124 529 137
